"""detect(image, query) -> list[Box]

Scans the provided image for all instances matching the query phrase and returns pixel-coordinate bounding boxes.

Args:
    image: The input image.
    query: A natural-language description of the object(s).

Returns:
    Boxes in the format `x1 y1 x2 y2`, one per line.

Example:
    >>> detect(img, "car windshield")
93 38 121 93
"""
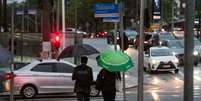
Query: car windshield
194 38 201 46
151 48 172 56
159 33 175 40
168 41 182 48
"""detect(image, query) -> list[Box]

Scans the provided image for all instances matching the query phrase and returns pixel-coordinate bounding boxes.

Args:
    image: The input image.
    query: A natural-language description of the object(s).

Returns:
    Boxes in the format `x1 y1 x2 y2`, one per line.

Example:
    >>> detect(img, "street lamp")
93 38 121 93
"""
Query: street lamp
10 0 15 101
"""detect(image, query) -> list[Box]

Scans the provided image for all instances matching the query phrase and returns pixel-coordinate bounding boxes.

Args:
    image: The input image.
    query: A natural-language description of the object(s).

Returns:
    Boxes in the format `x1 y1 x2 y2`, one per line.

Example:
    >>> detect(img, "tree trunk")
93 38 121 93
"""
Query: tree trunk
41 0 52 41
3 0 7 32
0 0 2 30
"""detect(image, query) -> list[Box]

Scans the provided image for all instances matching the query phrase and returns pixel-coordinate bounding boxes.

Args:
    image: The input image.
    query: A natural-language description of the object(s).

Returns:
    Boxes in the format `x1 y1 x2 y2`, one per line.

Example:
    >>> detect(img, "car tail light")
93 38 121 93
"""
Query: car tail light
5 73 16 80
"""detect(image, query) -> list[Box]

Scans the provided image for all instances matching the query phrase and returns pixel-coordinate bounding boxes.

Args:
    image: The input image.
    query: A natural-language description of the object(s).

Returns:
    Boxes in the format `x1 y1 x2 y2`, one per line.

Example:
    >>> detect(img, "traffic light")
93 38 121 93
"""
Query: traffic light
50 32 61 50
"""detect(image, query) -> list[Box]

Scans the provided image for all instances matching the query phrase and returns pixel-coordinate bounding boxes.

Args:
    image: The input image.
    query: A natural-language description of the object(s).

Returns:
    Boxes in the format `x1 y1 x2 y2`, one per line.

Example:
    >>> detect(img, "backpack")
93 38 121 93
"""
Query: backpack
76 67 91 87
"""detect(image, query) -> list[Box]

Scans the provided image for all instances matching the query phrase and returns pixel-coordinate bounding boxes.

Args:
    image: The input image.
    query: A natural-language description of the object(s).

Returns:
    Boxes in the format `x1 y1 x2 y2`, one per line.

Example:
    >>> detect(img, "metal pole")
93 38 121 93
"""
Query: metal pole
56 0 60 31
119 1 126 101
62 0 65 49
10 0 15 101
35 12 38 32
138 0 144 101
21 0 25 62
114 0 118 50
74 0 79 65
171 0 174 34
184 0 195 101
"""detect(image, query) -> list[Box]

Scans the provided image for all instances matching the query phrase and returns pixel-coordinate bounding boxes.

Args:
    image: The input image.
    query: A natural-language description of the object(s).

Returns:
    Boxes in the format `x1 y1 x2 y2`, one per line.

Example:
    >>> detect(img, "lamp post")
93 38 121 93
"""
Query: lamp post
138 0 144 101
184 0 195 101
10 0 15 101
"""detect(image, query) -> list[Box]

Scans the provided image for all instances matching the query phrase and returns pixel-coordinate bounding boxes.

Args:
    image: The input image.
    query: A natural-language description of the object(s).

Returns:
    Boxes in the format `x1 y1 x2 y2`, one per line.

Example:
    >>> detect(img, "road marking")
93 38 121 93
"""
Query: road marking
151 90 161 101
179 68 201 82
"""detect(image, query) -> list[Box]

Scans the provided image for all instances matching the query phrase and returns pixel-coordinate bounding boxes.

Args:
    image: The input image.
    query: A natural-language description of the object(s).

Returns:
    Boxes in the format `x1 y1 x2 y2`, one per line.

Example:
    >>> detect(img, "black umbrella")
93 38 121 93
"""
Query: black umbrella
0 46 12 65
58 44 100 58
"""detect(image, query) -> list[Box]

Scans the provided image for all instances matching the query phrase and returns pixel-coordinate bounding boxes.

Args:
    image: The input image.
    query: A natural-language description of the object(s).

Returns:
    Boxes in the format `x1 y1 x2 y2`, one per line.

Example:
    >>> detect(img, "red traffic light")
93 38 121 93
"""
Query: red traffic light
51 32 61 49
55 36 60 42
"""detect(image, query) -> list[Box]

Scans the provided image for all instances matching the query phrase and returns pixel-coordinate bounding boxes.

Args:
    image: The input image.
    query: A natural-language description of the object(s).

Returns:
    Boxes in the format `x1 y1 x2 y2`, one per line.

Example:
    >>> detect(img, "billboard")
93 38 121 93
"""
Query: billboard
153 0 161 20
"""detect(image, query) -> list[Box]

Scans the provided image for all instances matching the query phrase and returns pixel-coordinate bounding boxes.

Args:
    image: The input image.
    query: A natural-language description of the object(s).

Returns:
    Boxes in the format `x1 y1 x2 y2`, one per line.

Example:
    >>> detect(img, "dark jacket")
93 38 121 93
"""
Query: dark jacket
96 69 121 93
72 64 93 93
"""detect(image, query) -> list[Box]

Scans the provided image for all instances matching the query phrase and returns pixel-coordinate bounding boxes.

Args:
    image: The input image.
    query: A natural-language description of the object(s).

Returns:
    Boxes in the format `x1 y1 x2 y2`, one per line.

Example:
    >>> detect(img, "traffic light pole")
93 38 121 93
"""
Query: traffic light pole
184 0 195 101
114 0 118 50
62 0 66 50
171 0 174 34
10 0 15 101
119 1 126 101
138 0 144 101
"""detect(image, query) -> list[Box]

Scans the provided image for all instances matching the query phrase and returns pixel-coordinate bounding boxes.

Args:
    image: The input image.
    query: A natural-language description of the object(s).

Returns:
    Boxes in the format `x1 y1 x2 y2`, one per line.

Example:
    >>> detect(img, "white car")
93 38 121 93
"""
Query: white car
144 46 179 73
66 28 88 37
3 59 99 98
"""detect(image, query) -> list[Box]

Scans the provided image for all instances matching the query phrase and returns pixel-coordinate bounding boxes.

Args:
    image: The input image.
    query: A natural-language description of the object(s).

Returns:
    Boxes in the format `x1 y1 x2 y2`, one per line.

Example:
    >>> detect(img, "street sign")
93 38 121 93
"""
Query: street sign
16 10 24 15
94 3 119 17
42 42 51 52
96 0 114 2
28 9 37 15
103 17 120 22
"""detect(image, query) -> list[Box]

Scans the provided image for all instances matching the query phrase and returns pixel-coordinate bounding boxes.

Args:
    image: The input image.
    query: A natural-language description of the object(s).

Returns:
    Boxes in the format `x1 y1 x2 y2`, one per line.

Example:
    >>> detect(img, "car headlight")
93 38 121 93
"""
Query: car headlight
151 60 157 64
159 41 163 45
172 52 177 56
174 58 179 63
117 37 120 40
193 51 199 56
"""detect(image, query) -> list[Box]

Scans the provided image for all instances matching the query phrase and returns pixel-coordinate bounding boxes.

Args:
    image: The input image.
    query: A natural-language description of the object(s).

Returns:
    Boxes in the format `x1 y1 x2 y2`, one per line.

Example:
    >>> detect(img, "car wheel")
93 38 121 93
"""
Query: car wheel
174 69 179 74
90 84 100 97
21 85 37 98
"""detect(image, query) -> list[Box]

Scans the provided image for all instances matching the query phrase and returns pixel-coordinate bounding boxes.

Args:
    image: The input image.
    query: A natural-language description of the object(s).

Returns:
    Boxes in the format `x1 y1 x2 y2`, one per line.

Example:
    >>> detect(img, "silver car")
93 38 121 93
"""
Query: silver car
4 59 99 98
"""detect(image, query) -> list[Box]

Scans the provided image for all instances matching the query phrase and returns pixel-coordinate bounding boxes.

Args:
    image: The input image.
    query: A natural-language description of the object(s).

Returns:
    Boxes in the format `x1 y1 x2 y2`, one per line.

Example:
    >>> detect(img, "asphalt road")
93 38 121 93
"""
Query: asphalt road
0 38 201 101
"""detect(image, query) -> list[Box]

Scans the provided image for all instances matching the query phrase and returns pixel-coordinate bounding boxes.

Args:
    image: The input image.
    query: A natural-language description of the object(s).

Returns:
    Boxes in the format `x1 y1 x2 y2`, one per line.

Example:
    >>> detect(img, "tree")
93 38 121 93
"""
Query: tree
41 0 52 41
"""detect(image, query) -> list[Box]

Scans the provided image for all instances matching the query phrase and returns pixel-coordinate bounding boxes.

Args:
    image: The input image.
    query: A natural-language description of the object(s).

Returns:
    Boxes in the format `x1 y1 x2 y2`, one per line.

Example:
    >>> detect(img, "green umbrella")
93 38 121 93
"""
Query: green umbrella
96 50 134 72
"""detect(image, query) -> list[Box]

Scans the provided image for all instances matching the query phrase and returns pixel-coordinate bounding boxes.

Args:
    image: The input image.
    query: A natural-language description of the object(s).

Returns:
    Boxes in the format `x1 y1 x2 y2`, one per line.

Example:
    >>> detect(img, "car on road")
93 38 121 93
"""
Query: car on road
179 38 200 65
193 37 201 60
95 31 108 38
158 32 176 45
107 29 137 46
66 28 88 38
124 30 138 46
144 46 179 73
3 59 99 98
173 28 184 39
135 32 156 51
0 62 29 93
165 40 185 66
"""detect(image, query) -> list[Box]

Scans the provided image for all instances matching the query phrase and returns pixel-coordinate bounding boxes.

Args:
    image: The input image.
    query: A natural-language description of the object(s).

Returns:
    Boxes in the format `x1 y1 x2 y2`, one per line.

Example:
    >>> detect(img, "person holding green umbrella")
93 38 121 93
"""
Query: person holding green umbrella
96 68 121 101
96 50 134 72
96 50 134 101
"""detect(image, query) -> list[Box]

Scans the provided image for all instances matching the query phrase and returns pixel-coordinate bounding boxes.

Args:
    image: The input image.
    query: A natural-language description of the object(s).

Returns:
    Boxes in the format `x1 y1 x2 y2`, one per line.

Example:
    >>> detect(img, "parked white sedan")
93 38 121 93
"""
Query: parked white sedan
144 46 179 73
4 59 99 98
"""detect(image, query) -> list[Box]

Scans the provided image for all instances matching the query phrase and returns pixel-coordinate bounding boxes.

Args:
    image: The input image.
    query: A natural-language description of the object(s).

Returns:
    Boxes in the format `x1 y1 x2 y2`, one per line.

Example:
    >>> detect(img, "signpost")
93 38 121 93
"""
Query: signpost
103 17 120 22
94 3 119 18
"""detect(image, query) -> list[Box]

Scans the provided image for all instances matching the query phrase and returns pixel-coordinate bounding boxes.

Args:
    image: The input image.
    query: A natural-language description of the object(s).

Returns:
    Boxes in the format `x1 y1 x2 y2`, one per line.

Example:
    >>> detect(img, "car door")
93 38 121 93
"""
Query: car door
54 62 75 93
30 63 58 93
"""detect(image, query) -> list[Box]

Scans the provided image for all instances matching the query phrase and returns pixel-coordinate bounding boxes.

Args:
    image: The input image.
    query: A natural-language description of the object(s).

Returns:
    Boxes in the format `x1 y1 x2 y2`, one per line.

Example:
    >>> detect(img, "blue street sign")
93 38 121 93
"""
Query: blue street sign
103 17 120 22
94 3 119 17
16 10 24 15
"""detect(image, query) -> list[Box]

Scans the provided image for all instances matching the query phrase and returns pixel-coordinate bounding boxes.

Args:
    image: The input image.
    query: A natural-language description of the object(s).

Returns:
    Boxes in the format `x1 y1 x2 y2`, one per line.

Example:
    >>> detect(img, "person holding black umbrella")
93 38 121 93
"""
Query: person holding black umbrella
72 56 93 101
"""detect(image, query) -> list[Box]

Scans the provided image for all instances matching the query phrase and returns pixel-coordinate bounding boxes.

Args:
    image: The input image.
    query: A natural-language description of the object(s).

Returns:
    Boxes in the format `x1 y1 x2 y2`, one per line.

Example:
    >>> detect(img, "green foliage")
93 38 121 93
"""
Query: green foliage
161 0 173 23
196 0 201 18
